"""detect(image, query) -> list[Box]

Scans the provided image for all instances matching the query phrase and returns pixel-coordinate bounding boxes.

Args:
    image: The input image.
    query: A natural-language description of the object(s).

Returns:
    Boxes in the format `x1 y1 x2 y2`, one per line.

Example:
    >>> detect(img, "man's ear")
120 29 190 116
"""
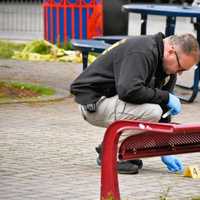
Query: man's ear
167 45 175 55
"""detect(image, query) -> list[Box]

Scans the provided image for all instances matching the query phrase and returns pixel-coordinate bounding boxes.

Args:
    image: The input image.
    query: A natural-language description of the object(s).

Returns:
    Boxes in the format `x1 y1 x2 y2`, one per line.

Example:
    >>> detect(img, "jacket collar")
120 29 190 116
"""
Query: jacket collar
154 32 167 78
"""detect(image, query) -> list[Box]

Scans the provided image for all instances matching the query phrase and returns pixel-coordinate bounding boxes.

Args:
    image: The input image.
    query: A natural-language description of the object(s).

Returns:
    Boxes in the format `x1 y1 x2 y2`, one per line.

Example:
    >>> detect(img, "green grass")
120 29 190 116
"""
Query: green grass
0 40 25 59
10 81 55 96
192 197 200 200
0 81 55 96
0 39 73 59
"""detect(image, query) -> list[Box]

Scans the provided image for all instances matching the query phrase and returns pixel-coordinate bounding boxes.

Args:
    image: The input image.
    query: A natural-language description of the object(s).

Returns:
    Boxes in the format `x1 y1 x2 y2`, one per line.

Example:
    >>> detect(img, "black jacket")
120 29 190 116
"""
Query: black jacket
70 33 176 107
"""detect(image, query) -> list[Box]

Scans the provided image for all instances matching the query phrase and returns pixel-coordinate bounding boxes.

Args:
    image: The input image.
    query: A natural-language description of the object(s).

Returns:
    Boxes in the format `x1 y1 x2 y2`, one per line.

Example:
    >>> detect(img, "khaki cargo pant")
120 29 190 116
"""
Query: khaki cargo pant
80 95 163 143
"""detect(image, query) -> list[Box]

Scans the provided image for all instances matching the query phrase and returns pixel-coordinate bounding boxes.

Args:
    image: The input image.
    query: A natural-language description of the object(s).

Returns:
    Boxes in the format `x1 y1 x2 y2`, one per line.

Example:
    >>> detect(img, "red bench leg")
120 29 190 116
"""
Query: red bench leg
100 120 166 200
100 122 125 200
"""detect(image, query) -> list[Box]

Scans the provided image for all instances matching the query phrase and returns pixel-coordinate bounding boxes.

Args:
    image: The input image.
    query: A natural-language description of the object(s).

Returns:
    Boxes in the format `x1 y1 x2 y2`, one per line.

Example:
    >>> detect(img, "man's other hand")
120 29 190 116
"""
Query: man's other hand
167 93 181 115
161 155 184 173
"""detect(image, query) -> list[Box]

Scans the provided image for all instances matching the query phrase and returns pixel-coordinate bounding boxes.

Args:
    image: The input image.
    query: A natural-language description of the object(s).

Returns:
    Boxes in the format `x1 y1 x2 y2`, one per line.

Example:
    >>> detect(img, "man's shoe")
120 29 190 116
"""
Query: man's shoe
95 145 142 174
116 160 139 174
130 159 143 169
96 156 139 174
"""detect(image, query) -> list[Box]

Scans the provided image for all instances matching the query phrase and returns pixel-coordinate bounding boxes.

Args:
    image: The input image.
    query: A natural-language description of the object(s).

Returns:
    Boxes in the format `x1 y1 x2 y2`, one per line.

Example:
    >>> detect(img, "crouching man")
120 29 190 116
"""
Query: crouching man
70 32 200 174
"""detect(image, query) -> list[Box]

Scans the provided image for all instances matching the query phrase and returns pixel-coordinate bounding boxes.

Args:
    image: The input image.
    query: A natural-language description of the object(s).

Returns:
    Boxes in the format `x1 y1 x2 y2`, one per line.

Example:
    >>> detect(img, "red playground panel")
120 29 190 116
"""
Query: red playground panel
43 0 103 45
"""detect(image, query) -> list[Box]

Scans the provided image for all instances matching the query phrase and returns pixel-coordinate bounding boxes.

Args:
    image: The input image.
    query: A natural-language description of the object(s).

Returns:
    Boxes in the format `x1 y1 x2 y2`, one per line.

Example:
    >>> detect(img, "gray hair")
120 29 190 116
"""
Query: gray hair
168 33 200 62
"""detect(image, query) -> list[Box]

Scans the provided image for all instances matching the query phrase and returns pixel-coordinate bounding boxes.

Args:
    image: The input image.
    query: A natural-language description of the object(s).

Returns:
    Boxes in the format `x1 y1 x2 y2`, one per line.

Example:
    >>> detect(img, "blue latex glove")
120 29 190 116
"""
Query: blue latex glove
161 155 184 173
167 93 181 115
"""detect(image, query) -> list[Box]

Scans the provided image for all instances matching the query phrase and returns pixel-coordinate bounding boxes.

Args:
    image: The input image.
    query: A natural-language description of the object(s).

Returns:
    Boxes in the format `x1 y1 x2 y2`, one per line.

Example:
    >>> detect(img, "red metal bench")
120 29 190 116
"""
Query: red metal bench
100 120 200 200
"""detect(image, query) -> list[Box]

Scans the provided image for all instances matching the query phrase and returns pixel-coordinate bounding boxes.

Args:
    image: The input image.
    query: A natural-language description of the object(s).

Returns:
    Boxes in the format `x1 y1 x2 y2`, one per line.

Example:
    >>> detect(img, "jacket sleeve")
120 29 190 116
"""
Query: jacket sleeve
116 52 169 105
159 74 177 123
162 74 177 92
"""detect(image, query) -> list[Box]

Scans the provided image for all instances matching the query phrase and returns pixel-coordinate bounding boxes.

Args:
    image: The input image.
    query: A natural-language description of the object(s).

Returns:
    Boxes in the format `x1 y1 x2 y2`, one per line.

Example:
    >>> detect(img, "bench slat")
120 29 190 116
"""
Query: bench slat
119 131 200 160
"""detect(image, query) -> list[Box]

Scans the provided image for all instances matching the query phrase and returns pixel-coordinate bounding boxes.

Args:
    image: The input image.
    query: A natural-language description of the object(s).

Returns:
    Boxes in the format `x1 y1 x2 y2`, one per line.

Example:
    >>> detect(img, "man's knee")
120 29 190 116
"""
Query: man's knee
147 104 162 121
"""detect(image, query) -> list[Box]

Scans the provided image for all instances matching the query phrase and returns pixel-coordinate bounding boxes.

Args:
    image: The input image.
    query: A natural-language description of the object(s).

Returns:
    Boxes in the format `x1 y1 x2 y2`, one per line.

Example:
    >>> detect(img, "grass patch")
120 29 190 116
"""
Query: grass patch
192 197 200 200
0 40 25 59
10 81 55 96
0 39 96 64
0 81 55 99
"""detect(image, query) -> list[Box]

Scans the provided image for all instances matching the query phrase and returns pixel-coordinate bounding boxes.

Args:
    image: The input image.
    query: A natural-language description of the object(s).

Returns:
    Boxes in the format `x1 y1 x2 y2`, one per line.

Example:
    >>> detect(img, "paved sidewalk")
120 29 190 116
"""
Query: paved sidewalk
0 59 200 200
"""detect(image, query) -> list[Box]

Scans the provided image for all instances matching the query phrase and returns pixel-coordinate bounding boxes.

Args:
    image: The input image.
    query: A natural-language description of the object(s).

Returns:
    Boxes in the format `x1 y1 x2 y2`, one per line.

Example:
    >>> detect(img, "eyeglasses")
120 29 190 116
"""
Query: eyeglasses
174 50 183 71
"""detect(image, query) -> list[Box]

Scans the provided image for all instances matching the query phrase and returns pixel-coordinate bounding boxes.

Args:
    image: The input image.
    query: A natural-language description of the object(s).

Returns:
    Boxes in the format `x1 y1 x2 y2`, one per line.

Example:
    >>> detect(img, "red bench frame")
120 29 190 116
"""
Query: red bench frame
100 120 200 200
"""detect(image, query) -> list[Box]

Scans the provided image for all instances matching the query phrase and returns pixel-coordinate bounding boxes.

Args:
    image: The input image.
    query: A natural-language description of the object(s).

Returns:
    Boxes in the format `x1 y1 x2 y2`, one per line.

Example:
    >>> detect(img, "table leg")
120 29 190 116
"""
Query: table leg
165 16 199 102
190 65 200 102
176 17 200 102
176 65 200 102
189 17 200 102
82 52 89 70
140 14 147 35
165 16 176 36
